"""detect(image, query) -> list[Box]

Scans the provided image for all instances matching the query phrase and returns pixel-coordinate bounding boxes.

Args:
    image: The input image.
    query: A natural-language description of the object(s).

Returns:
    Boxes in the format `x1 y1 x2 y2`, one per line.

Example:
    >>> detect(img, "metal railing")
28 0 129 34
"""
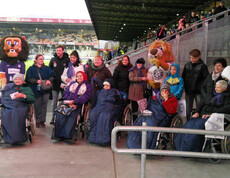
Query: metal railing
111 122 230 178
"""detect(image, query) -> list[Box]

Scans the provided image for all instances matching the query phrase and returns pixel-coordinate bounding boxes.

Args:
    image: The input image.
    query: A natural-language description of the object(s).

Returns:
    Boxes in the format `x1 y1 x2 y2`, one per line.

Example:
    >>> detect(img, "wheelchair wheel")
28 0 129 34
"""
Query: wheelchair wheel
27 133 32 143
123 105 133 126
169 115 183 148
27 105 35 136
221 124 230 154
51 127 56 140
83 105 90 138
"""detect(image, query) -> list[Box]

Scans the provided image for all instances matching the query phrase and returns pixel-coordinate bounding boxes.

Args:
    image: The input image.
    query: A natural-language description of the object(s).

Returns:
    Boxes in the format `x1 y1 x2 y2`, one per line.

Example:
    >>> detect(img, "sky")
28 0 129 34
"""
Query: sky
0 0 91 19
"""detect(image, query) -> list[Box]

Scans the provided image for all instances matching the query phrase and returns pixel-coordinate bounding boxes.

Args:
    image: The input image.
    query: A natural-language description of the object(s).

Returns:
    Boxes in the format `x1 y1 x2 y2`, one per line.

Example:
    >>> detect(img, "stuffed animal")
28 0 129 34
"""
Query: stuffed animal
0 35 29 88
147 40 175 91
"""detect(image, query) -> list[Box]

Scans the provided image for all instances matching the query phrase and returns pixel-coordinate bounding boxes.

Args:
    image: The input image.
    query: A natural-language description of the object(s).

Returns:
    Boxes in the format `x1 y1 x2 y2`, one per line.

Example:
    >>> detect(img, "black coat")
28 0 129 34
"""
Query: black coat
188 16 200 24
49 53 70 90
113 62 132 92
182 58 209 94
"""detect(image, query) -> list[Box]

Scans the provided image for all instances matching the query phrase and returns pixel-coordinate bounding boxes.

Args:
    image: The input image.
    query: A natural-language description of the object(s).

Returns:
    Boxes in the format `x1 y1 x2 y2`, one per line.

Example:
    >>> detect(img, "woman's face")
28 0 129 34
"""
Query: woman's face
136 63 143 69
70 55 78 64
103 83 111 90
215 84 226 93
170 66 177 75
214 62 224 74
14 78 24 85
122 57 129 66
94 57 103 67
35 56 44 65
76 73 84 84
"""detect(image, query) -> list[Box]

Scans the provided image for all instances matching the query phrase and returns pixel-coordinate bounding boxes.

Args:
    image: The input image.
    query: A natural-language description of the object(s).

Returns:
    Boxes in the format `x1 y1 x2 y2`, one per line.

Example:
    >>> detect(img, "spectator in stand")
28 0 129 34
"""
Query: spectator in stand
177 16 186 31
200 13 206 20
188 11 200 25
211 8 215 15
182 49 209 121
215 1 227 20
49 45 70 125
156 25 166 39
61 50 84 88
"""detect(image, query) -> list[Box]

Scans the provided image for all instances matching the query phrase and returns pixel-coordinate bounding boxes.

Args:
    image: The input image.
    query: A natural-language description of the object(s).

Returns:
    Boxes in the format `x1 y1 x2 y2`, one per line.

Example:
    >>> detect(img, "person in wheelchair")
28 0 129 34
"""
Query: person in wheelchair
53 71 92 140
127 83 178 149
1 73 35 144
88 78 123 146
174 80 230 152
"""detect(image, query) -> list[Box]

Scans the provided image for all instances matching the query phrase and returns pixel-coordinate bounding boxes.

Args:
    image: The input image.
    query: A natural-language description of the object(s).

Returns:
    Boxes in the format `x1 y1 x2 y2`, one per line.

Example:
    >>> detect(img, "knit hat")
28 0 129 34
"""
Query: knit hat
136 58 145 64
221 66 230 81
103 78 115 88
13 73 24 82
160 83 171 93
220 1 225 4
76 71 88 81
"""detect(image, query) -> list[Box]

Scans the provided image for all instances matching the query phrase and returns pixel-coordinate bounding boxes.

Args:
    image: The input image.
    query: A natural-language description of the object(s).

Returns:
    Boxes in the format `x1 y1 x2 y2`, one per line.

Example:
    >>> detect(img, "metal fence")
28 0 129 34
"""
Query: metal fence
111 122 230 178
106 9 230 72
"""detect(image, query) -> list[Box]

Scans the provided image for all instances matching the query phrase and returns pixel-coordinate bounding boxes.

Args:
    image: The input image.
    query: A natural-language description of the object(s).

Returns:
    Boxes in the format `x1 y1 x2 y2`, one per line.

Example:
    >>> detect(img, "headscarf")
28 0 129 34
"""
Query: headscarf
76 71 88 81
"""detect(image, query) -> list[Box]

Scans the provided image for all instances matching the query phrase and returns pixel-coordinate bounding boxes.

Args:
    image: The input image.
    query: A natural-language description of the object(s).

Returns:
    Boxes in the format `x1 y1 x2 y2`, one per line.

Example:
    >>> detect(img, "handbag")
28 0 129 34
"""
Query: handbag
37 69 52 90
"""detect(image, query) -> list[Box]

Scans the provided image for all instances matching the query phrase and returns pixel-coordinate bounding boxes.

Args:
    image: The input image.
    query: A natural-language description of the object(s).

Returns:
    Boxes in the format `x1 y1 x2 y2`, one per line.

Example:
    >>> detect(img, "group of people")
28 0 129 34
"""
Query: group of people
1 44 230 153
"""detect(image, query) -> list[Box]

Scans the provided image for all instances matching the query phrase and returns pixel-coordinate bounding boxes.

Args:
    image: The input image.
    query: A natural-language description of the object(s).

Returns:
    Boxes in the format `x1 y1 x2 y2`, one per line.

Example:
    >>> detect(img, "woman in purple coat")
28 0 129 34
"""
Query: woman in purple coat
53 71 92 140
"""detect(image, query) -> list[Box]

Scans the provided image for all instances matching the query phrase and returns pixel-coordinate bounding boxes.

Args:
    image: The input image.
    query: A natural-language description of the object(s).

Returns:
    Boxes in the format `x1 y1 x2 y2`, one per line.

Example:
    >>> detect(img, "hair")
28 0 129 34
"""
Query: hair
213 57 227 68
35 54 43 60
216 80 228 90
189 49 201 57
94 55 103 61
56 45 64 50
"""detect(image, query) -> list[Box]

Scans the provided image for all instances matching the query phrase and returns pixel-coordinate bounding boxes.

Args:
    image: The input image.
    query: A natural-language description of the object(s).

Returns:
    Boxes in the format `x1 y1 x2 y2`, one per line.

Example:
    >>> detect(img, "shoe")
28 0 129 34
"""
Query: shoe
40 122 46 128
36 123 40 128
50 118 54 125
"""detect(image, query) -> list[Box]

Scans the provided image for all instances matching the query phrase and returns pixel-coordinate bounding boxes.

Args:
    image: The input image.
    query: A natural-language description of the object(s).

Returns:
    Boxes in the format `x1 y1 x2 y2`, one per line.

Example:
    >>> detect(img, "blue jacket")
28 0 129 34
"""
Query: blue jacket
164 63 184 100
26 64 55 97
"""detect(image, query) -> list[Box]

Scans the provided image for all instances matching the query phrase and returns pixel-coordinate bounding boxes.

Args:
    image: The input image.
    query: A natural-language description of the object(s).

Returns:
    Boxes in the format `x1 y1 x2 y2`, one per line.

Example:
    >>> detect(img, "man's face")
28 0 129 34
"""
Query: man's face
220 2 224 7
56 47 64 58
191 12 195 17
190 55 200 63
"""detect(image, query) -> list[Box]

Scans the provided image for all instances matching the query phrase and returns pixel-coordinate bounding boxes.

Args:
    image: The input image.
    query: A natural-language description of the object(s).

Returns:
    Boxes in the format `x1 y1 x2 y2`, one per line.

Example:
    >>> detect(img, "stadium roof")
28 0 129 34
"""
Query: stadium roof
85 0 210 42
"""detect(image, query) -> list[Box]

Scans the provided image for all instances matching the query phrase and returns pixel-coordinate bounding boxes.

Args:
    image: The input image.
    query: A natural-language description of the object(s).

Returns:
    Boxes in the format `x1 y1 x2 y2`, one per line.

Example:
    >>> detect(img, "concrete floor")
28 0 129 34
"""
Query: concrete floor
0 105 230 177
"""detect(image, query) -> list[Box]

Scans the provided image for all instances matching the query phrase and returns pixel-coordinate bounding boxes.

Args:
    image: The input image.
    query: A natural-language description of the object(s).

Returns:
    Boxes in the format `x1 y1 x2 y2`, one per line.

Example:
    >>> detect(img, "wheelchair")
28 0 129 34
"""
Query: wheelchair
0 104 34 144
51 102 90 143
155 113 184 150
201 114 230 163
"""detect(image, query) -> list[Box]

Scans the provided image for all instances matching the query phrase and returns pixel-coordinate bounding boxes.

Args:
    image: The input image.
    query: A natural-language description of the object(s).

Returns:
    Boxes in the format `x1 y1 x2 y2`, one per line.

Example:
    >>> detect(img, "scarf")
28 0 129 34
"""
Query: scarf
67 62 75 78
91 63 105 71
129 66 144 86
210 92 224 106
212 72 221 81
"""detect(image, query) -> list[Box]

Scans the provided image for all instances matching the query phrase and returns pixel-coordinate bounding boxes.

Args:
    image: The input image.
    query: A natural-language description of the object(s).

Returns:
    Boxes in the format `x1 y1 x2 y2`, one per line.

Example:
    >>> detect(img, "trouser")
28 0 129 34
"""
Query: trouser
185 93 201 121
131 100 139 123
34 93 50 123
52 90 64 118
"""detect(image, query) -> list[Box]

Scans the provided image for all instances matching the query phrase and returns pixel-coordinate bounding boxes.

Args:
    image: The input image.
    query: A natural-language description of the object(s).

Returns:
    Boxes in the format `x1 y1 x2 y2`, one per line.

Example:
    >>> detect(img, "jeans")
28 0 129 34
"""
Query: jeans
34 93 50 123
52 90 64 118
185 93 201 121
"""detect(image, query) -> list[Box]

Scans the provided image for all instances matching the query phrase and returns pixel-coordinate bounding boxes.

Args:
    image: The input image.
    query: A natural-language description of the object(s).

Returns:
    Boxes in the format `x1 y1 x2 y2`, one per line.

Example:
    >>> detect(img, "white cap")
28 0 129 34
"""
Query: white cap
221 66 230 81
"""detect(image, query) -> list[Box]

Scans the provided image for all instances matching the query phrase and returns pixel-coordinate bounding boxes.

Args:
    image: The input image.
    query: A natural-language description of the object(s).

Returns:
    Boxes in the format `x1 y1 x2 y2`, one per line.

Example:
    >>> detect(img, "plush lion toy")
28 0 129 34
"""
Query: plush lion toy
147 40 175 91
0 35 29 88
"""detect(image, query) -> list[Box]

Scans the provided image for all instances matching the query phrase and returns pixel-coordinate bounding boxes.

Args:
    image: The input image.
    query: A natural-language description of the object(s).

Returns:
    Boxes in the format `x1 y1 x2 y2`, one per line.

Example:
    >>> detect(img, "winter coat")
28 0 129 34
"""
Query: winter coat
26 64 55 97
113 61 132 92
61 63 84 85
164 63 184 100
188 15 200 24
88 88 122 146
127 94 177 149
63 80 92 105
128 67 147 101
174 92 230 152
182 58 209 94
1 84 35 144
85 63 112 87
195 72 225 113
49 52 70 90
54 80 92 139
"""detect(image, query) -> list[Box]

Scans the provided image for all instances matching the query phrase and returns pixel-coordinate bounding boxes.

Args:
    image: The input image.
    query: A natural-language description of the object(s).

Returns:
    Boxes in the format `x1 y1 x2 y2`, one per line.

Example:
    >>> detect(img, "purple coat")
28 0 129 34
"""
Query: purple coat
63 80 92 105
